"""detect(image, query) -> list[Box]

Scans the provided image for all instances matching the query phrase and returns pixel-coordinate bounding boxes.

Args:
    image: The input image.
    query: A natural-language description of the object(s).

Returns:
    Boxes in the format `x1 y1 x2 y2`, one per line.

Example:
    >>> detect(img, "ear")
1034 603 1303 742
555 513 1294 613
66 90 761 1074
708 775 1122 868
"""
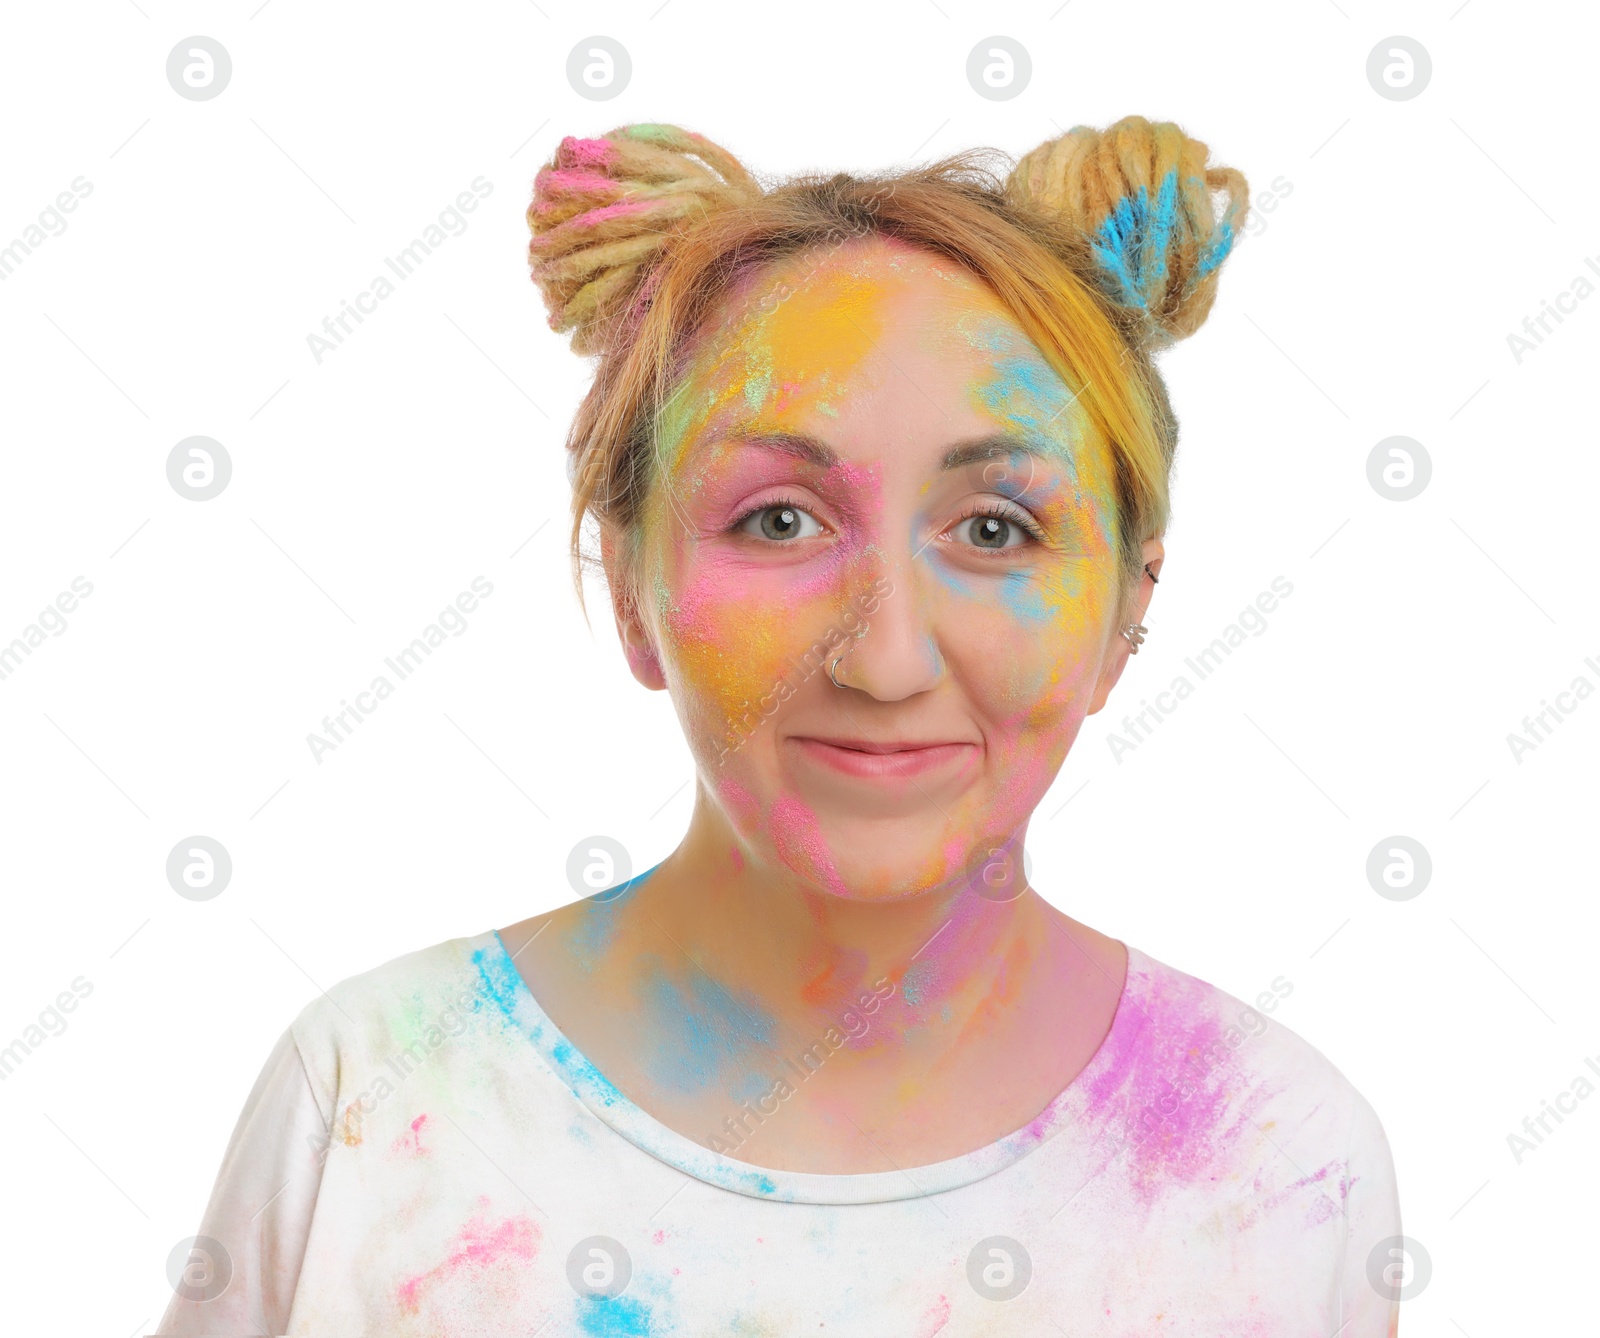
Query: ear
1085 538 1164 716
600 526 668 692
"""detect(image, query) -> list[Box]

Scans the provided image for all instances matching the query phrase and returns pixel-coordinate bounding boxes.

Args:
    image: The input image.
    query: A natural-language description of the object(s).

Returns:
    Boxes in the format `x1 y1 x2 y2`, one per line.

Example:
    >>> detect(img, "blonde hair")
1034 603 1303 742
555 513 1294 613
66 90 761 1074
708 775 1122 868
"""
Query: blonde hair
526 117 1248 612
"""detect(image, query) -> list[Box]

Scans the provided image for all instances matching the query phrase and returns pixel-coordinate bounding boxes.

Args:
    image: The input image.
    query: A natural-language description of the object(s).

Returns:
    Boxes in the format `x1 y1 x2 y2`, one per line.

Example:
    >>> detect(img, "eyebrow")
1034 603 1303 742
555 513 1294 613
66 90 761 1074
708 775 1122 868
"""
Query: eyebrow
711 430 839 468
708 429 1059 472
939 433 1060 472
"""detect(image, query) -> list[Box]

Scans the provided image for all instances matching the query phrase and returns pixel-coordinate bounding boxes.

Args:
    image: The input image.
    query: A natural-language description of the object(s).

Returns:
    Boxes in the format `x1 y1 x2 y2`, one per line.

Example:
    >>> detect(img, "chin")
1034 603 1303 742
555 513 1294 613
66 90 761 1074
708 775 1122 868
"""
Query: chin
766 798 1023 903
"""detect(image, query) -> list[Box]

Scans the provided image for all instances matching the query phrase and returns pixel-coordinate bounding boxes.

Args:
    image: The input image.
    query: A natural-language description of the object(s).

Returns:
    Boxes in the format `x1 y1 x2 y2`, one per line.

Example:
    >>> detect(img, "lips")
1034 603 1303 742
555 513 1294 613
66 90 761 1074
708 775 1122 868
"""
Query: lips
789 735 978 781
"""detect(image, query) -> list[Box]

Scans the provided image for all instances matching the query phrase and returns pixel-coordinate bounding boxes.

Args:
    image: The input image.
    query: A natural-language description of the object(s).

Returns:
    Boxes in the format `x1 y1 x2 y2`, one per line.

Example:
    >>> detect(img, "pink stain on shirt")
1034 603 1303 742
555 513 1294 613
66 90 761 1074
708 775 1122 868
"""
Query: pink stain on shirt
396 1209 542 1313
389 1112 430 1158
1257 1158 1357 1227
1079 961 1276 1204
915 1293 951 1335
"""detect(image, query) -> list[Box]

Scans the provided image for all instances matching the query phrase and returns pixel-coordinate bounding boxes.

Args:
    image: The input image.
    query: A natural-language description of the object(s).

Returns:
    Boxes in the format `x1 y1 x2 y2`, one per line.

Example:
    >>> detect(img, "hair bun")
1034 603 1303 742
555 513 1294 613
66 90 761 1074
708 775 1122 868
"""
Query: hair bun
527 124 762 356
1006 115 1248 348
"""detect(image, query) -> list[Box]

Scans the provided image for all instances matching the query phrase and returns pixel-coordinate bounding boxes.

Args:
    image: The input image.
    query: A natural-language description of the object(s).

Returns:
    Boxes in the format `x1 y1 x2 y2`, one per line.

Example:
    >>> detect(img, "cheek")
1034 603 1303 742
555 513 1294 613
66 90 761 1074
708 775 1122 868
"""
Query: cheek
934 555 1117 733
968 585 1109 740
653 541 874 754
951 476 1121 724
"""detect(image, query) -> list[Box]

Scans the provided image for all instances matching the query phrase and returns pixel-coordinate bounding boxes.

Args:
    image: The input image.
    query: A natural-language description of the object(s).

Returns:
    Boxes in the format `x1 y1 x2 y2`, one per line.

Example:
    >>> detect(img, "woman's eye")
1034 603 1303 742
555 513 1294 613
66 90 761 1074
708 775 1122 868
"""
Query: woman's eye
959 513 1030 550
738 503 824 542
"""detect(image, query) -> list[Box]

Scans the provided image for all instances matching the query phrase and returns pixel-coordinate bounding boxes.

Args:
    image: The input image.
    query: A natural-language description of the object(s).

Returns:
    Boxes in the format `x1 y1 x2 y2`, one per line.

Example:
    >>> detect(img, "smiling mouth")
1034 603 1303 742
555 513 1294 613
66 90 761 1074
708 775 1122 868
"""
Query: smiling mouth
788 736 978 781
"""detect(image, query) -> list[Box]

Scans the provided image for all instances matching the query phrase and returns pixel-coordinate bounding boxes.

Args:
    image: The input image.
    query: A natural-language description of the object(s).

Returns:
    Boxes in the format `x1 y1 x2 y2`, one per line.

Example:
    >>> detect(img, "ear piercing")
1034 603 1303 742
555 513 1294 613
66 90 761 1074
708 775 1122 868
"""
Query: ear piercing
1121 562 1158 650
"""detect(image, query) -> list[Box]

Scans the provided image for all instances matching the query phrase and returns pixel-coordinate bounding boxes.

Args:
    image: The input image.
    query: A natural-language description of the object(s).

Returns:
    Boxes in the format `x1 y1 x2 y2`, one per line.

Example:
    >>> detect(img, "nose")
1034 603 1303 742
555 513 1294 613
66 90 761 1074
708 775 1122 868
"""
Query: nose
833 547 942 702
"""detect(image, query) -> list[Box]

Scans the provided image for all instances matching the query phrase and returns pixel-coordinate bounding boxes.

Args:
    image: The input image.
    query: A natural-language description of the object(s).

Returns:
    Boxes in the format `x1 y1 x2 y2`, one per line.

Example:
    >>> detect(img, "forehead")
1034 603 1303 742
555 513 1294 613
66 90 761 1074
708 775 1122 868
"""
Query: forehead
656 235 1082 470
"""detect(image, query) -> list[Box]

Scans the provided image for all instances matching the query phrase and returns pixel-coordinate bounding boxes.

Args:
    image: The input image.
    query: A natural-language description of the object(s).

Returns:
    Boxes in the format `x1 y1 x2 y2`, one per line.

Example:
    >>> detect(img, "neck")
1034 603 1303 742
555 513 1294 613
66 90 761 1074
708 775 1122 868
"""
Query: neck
599 785 1059 1055
519 783 1127 1169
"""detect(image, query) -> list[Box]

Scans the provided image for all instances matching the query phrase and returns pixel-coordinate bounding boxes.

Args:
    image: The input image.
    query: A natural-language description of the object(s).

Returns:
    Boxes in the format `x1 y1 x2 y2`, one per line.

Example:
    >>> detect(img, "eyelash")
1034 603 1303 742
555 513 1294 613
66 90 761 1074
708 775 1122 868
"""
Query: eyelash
953 500 1046 548
730 497 1046 548
732 494 817 537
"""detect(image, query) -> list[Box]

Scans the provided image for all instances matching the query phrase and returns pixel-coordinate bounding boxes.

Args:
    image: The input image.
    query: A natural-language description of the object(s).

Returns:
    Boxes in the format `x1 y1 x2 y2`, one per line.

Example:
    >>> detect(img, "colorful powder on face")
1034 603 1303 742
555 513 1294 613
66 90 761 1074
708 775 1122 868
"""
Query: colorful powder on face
641 252 893 747
651 245 891 487
620 239 1128 902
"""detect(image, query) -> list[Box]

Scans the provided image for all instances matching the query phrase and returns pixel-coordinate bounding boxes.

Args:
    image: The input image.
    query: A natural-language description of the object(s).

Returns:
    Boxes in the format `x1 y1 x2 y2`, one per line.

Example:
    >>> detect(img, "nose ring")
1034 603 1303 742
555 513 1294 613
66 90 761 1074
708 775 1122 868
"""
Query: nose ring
829 655 847 689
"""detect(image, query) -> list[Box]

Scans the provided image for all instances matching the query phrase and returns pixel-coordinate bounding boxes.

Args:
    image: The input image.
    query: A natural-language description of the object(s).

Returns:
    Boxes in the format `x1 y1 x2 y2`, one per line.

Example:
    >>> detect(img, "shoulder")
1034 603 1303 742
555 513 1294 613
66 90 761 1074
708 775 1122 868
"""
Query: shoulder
287 930 512 1094
1107 946 1393 1180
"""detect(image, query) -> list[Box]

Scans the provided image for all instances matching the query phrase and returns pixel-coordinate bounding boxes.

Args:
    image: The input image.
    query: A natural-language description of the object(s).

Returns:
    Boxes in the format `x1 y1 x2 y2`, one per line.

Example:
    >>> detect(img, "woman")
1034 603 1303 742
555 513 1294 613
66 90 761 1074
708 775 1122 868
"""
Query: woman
160 117 1401 1336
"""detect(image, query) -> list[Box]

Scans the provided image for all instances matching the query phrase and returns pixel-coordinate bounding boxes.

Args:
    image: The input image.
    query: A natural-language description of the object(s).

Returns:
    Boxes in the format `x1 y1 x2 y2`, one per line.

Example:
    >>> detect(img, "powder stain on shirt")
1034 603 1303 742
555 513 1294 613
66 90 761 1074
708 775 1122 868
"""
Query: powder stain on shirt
178 931 1398 1337
575 1292 654 1336
395 1209 541 1315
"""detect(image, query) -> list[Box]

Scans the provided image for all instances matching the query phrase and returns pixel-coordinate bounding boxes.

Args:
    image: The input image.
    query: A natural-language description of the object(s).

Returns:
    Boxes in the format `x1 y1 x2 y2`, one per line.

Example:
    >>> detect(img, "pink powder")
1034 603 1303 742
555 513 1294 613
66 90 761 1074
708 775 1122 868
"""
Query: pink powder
396 1209 541 1312
560 136 618 168
1258 1158 1356 1228
915 1294 952 1335
715 778 761 824
536 167 619 197
768 793 847 896
577 198 653 227
388 1112 430 1159
1079 963 1276 1204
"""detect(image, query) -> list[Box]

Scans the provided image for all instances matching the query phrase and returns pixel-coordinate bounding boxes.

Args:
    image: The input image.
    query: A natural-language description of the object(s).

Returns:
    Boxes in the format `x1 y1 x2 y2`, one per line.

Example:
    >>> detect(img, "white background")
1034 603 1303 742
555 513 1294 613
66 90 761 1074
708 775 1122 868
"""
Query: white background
1 2 1594 1333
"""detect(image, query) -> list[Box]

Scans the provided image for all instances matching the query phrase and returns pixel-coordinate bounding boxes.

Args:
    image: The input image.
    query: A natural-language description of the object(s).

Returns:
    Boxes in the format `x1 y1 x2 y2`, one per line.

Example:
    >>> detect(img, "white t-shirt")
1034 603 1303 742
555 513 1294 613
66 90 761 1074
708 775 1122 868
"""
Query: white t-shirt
157 928 1402 1336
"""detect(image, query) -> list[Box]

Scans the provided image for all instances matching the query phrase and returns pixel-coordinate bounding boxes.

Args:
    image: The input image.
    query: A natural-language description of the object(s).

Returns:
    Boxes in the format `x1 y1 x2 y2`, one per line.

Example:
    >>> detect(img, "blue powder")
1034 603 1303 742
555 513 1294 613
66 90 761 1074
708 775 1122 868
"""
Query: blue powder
995 568 1052 625
634 956 778 1095
471 944 524 1022
576 1292 654 1336
550 1036 627 1110
1092 167 1239 310
568 863 660 973
900 959 936 1007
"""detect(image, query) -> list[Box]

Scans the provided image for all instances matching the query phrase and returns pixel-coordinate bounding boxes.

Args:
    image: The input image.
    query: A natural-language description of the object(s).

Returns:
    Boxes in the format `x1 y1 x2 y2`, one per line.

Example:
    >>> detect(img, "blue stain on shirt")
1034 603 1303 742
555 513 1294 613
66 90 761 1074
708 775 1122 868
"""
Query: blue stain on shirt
550 1036 627 1110
472 942 525 1021
576 1292 654 1336
472 939 629 1110
736 1169 779 1196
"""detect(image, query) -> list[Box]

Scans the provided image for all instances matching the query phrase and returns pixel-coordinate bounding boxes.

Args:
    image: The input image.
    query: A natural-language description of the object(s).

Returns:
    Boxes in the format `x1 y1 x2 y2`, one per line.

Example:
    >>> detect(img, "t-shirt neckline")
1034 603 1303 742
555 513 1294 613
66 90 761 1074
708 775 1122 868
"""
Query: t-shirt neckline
474 926 1144 1205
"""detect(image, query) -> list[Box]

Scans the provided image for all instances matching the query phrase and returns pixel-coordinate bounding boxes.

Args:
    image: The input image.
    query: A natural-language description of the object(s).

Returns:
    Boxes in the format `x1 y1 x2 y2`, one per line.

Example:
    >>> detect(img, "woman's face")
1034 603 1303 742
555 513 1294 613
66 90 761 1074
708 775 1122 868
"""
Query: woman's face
622 234 1136 901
